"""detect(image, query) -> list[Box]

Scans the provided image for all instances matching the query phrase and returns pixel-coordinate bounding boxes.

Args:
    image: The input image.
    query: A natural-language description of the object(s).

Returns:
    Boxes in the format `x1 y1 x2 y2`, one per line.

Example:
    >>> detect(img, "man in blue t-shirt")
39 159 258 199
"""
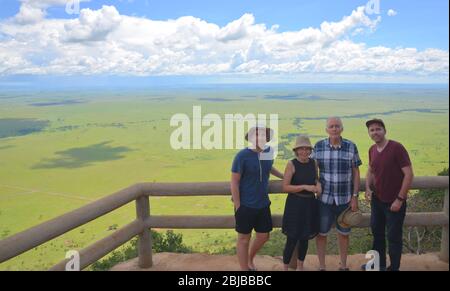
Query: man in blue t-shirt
231 126 284 271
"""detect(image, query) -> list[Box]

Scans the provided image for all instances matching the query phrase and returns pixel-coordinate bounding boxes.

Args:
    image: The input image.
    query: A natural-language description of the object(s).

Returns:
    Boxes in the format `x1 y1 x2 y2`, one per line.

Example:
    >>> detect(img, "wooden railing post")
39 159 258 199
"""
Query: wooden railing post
136 196 153 268
440 188 449 263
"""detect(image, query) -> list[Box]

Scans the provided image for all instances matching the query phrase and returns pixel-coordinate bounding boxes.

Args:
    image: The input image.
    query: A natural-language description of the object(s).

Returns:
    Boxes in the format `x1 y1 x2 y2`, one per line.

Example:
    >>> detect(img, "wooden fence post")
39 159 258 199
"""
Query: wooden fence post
440 188 449 263
136 196 153 268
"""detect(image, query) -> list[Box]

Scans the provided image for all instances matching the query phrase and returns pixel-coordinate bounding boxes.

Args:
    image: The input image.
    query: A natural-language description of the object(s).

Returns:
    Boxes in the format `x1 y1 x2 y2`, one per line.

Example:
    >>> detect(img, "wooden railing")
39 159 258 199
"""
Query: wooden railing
0 176 448 271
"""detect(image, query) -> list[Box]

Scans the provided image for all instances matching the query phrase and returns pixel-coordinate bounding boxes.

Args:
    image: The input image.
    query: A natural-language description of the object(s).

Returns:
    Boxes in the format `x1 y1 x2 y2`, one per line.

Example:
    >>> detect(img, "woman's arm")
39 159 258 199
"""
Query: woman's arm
282 161 304 193
314 160 322 196
270 167 284 179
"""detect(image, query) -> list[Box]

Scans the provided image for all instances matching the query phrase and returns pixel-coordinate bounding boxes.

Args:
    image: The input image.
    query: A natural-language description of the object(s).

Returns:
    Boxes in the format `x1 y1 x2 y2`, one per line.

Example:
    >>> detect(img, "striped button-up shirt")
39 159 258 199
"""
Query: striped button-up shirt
312 138 362 206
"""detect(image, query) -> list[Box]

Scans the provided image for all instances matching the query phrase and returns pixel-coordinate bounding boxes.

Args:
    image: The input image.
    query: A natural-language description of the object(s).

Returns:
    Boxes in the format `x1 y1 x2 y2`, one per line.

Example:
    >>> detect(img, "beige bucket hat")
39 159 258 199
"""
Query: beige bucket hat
292 135 313 151
337 207 363 228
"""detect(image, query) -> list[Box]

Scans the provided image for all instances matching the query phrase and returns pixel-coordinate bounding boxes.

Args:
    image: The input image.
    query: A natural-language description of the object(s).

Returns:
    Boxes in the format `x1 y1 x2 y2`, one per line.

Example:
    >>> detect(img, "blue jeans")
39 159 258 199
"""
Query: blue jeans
371 195 406 271
318 201 351 236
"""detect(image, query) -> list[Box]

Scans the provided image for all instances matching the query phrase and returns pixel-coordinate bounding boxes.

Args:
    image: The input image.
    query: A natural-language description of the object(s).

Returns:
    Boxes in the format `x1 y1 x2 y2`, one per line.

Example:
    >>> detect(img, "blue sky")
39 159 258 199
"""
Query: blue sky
0 0 448 84
1 0 447 50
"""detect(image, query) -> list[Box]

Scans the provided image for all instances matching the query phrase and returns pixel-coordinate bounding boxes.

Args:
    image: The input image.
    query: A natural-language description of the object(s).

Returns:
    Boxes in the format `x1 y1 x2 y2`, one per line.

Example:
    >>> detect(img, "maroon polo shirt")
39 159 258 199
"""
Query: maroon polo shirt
369 140 412 203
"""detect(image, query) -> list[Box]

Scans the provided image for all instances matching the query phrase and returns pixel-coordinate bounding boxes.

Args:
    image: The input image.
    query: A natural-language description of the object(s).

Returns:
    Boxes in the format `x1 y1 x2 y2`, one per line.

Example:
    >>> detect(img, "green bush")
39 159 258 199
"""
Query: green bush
402 167 448 254
90 230 191 271
152 230 192 253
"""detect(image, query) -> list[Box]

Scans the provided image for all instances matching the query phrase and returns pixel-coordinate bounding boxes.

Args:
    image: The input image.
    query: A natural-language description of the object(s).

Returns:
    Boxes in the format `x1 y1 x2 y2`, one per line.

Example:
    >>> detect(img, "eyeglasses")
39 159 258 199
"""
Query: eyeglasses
297 147 312 151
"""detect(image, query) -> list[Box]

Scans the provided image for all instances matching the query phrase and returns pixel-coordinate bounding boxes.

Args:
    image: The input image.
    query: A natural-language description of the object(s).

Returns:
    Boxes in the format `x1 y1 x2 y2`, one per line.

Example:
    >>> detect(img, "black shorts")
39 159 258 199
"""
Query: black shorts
234 205 273 234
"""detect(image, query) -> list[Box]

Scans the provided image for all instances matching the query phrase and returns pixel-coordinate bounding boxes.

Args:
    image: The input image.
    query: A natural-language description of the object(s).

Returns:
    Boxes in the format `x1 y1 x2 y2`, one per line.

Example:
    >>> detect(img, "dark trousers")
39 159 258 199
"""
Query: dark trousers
283 237 308 264
371 195 406 271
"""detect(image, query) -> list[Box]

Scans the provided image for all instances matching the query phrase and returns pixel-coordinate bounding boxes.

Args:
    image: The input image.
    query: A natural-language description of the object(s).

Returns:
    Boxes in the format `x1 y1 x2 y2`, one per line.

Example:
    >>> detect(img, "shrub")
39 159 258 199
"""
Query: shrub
91 230 191 271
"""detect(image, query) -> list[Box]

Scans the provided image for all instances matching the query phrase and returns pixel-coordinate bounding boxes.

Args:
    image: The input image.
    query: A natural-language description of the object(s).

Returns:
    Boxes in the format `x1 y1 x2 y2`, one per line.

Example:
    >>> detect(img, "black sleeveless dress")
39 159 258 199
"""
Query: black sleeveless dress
282 158 319 240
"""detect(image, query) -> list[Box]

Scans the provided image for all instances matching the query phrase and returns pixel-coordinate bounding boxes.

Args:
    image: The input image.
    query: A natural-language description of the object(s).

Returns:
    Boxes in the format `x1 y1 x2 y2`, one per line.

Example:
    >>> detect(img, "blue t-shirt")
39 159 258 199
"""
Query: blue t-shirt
231 147 274 209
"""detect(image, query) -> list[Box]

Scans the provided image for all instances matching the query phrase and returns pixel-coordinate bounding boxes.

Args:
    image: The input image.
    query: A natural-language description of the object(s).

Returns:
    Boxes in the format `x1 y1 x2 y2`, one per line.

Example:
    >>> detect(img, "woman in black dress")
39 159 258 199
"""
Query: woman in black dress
282 135 321 271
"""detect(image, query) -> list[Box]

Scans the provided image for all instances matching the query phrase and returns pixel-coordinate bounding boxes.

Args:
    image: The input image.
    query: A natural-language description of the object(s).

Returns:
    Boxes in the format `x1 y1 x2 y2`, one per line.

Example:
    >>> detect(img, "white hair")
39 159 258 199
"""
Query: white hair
326 117 343 128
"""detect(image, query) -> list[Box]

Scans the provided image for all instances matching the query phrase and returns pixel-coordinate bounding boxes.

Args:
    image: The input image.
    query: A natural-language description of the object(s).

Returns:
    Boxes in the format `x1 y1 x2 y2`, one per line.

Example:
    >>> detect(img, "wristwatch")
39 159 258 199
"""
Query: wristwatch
397 196 406 202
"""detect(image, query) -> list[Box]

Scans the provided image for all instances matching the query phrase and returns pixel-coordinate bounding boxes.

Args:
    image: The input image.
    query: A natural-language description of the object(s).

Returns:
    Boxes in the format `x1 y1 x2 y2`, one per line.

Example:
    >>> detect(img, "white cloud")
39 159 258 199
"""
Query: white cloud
0 3 447 81
13 0 91 24
387 9 398 17
216 13 254 42
64 6 122 42
14 3 46 24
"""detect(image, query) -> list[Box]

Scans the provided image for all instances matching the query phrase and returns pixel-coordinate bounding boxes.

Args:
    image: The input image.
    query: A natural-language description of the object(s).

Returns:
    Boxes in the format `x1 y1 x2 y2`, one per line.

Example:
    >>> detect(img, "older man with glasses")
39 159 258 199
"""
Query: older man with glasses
311 117 362 271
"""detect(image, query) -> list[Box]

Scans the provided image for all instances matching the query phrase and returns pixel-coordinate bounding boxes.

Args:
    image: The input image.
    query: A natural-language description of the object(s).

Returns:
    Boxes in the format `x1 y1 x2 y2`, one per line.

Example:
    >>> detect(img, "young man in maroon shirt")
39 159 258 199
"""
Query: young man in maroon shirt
364 119 414 271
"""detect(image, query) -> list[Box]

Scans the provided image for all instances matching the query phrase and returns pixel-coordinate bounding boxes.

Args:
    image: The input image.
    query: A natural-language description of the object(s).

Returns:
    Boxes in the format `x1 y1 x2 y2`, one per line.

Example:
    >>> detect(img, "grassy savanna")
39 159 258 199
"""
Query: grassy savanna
0 84 448 270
